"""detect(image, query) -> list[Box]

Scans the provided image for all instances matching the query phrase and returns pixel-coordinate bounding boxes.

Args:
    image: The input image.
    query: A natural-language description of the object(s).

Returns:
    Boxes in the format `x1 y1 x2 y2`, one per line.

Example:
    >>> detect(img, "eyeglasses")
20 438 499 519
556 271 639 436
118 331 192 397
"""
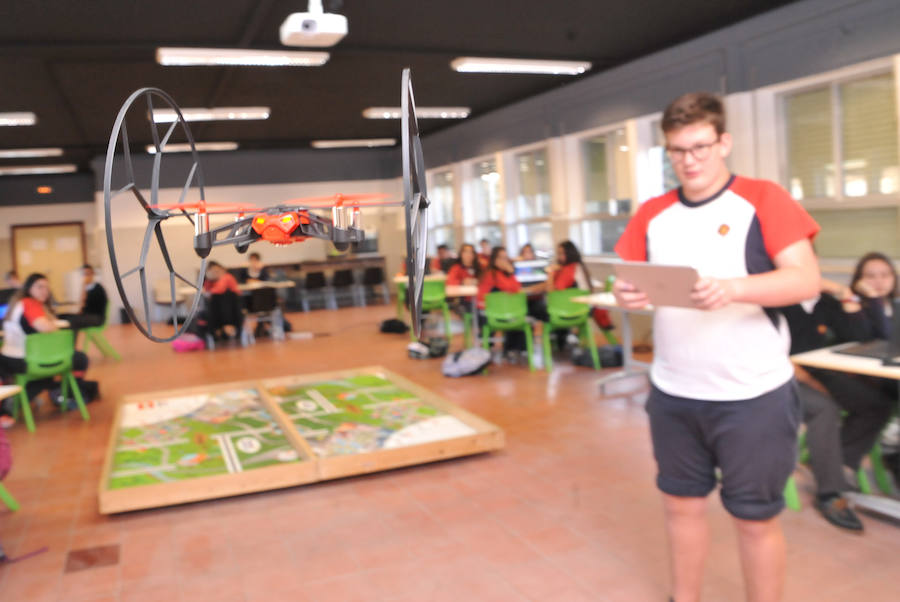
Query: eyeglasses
665 137 720 162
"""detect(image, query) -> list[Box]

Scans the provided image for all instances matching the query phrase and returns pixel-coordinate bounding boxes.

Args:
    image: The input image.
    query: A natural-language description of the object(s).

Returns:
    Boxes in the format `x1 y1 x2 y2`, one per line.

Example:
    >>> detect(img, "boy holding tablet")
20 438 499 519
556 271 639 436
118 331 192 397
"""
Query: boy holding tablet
613 93 819 602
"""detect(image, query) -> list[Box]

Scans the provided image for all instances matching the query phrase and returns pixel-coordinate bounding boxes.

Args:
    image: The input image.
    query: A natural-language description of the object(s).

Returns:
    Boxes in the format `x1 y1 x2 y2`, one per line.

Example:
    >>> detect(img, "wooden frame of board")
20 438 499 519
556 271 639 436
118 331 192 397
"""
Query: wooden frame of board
98 366 504 513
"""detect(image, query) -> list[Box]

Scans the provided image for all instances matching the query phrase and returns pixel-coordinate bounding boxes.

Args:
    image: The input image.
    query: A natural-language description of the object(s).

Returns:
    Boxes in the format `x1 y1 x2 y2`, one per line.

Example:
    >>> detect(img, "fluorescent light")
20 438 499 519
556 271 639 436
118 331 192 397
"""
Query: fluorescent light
152 107 270 123
0 147 63 158
156 47 329 67
311 138 396 149
451 57 592 75
362 107 470 119
0 112 37 126
146 142 239 154
0 164 77 176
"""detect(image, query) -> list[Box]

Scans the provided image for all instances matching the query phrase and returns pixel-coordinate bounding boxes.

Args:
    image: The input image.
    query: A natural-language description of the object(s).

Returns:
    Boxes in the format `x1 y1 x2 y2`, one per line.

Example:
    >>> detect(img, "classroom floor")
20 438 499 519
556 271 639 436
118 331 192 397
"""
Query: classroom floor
0 305 897 602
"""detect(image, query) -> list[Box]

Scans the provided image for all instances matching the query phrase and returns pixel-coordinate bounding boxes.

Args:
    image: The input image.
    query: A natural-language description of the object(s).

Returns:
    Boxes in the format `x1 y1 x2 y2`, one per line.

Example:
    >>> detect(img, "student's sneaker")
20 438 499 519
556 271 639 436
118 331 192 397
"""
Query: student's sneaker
814 495 863 532
0 415 14 429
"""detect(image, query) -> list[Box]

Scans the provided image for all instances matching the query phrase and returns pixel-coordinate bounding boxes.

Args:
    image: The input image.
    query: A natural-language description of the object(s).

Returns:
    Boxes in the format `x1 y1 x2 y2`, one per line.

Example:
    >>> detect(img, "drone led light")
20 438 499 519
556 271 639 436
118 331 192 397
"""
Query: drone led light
0 112 37 126
0 164 77 176
362 107 469 119
152 107 271 123
0 147 63 158
451 57 591 75
146 142 239 154
311 138 396 149
156 47 329 67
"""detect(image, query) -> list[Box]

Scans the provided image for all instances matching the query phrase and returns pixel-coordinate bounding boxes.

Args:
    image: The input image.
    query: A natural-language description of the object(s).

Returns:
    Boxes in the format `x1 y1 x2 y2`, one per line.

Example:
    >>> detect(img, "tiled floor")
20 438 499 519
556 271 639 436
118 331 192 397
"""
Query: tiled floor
0 305 897 601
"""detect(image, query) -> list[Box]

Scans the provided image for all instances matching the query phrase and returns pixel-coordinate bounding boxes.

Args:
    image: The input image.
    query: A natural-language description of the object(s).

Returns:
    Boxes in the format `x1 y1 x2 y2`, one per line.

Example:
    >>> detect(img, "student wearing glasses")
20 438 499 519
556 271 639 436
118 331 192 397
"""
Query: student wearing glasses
614 93 819 602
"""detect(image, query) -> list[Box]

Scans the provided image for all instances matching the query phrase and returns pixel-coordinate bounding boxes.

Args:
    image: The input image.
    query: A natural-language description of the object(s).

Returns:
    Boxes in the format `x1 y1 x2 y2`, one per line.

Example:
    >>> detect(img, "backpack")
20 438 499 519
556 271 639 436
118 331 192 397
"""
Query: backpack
441 348 492 377
380 318 409 334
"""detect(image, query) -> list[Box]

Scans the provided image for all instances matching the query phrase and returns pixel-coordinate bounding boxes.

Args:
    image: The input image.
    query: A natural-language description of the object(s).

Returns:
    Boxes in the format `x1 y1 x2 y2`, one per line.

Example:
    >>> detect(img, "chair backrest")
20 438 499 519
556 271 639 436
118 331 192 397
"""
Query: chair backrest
362 267 385 285
547 288 591 321
484 292 527 322
421 279 446 303
247 287 278 313
25 330 75 374
332 269 355 287
305 272 327 289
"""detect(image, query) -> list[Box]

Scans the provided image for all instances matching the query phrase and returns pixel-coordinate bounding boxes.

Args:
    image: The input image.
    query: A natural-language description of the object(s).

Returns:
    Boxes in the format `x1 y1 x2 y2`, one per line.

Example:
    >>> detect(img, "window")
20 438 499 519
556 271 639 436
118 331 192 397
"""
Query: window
575 128 632 255
427 170 456 253
463 157 503 248
506 148 553 254
783 71 899 201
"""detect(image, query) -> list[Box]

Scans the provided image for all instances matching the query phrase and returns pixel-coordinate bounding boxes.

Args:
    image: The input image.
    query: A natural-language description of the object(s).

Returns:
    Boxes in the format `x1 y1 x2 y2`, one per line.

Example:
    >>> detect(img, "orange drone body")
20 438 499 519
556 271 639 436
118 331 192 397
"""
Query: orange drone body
251 211 311 244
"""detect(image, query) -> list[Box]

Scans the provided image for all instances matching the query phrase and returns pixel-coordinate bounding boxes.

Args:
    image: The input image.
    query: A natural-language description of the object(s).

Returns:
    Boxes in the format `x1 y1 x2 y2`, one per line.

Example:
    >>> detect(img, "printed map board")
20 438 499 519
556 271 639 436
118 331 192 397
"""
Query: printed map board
99 367 504 513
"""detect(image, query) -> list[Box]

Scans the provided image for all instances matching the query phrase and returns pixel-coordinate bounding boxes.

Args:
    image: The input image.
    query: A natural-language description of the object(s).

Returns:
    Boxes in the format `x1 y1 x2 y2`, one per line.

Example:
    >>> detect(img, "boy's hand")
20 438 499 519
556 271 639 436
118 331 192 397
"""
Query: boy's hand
612 278 650 309
691 277 737 310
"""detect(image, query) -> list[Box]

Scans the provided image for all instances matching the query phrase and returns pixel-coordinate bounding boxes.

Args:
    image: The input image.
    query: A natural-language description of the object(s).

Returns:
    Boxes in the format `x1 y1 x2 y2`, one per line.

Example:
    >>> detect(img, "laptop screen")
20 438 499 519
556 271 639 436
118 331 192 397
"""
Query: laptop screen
514 260 549 284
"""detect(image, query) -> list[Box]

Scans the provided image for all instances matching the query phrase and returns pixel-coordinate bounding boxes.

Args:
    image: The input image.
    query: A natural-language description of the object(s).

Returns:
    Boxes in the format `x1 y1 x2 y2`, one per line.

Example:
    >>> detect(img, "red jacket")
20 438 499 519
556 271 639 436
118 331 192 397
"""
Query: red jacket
204 272 240 295
446 264 478 285
553 263 577 290
477 269 521 309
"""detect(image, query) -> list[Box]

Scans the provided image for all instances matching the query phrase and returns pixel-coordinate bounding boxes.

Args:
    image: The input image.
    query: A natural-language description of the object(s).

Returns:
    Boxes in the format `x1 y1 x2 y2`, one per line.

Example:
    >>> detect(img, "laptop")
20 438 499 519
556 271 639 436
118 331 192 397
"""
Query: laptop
514 259 549 284
833 298 900 366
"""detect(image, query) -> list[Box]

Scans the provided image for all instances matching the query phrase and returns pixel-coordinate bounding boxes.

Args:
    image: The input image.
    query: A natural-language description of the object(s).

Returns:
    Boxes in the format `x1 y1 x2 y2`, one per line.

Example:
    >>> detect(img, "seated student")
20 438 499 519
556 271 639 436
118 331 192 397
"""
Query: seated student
446 244 481 286
244 252 271 283
477 247 544 355
546 240 592 291
0 273 90 426
782 287 893 531
3 271 20 290
848 251 898 340
203 262 243 340
429 244 455 274
517 243 537 262
476 239 492 269
57 265 107 330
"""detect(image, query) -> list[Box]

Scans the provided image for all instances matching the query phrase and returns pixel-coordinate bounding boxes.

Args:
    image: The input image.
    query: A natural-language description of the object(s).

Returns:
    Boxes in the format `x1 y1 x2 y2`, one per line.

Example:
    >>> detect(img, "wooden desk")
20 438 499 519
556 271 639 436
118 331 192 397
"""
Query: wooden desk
0 385 21 399
791 343 900 379
572 293 653 394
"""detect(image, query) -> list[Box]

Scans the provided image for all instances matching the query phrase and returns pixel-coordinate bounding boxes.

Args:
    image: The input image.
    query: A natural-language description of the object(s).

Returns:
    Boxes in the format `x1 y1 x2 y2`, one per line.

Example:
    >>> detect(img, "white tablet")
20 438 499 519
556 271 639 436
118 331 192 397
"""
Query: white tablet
612 261 699 308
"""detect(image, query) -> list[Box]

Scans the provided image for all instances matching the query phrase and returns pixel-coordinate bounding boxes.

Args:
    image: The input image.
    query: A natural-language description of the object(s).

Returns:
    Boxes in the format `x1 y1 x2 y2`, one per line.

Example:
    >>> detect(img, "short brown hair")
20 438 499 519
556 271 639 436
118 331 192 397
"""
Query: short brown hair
661 92 725 135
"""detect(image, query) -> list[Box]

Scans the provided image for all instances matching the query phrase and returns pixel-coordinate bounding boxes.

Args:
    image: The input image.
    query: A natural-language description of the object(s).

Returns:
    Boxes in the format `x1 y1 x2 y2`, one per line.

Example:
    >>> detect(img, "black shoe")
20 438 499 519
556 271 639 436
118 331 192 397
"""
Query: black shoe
814 495 863 532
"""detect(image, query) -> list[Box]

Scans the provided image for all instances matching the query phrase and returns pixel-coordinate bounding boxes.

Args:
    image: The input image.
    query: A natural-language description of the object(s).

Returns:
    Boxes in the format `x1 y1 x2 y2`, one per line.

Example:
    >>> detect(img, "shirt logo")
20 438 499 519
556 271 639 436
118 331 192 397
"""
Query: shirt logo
718 224 730 236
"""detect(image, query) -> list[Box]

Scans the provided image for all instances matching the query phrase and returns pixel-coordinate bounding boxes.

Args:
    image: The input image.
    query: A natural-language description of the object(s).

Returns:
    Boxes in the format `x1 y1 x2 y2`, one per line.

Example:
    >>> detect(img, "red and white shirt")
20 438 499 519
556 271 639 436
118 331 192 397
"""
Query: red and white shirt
615 175 819 401
1 298 47 359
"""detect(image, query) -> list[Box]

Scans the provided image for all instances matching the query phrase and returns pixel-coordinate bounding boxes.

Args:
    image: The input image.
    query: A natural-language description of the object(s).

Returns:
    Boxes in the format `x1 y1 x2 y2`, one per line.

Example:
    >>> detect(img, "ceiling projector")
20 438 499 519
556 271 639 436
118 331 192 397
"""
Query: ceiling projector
280 0 348 48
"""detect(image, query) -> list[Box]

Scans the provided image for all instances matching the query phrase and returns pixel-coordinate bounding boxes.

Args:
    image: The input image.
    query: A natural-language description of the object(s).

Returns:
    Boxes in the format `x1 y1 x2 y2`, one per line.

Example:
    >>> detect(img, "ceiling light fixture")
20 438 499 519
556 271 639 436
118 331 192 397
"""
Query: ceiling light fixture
146 142 239 154
156 47 329 67
311 138 396 149
0 164 77 176
151 107 271 123
0 147 63 158
451 57 592 75
362 107 470 119
0 112 37 126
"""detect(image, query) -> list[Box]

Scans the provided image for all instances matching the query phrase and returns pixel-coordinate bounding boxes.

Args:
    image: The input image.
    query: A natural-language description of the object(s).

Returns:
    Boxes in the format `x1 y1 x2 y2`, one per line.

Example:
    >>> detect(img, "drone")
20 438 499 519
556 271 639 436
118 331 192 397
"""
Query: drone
103 69 429 343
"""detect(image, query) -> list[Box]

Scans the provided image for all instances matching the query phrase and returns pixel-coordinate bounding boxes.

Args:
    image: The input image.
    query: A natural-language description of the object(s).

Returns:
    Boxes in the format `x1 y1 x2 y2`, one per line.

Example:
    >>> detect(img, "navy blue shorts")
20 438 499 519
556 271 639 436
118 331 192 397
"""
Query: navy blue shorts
646 379 800 520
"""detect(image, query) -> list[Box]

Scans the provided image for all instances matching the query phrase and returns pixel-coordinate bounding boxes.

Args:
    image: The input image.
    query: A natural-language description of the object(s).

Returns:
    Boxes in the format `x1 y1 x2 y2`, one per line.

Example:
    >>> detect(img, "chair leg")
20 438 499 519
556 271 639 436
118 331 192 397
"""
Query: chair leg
857 466 872 495
0 483 19 512
463 313 473 348
59 376 69 413
66 372 89 422
582 323 601 371
603 329 619 345
524 324 535 372
541 326 553 372
869 442 895 494
442 306 452 340
482 327 492 351
783 475 801 511
15 380 35 433
88 332 121 361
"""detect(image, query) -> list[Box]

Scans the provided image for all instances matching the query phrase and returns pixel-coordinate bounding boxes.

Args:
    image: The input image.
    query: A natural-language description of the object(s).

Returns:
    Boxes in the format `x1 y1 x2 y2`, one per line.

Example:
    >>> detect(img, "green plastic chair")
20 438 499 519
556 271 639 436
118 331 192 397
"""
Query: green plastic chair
411 280 452 342
0 483 19 511
482 292 535 371
14 330 90 433
542 289 601 372
783 475 801 511
81 303 121 361
395 281 407 320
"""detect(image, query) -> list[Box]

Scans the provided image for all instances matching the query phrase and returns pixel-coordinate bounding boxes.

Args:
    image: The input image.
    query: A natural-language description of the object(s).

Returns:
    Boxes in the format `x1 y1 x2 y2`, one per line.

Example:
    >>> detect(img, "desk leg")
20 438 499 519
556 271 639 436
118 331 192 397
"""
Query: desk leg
470 296 479 346
595 309 650 397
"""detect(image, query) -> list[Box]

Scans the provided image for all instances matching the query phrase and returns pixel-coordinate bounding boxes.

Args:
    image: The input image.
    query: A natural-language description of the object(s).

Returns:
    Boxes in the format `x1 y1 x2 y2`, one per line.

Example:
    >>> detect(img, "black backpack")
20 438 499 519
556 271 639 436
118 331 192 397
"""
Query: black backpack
380 318 410 334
